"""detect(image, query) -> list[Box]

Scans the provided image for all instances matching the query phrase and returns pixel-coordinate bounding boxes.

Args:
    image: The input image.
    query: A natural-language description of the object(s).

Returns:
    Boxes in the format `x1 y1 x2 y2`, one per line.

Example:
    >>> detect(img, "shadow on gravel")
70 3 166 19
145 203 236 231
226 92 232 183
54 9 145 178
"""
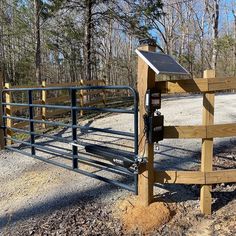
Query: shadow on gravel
212 189 236 212
2 125 235 229
0 177 131 230
154 138 236 171
153 138 236 210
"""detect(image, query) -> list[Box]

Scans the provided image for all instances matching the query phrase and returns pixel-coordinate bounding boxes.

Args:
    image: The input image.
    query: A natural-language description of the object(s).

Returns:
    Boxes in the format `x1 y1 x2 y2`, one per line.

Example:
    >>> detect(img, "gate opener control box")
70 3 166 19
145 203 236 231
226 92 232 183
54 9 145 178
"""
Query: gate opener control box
145 89 161 113
144 89 164 144
144 114 164 144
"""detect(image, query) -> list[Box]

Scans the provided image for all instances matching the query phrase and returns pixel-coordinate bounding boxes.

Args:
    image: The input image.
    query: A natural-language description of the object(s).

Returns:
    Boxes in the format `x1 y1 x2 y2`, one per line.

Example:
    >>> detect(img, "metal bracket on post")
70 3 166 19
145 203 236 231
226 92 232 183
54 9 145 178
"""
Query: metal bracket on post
71 88 78 169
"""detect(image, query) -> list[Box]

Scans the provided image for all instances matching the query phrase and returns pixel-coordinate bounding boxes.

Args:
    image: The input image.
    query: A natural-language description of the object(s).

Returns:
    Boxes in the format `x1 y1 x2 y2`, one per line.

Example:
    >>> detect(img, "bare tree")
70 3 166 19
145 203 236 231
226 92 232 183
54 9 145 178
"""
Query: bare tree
34 0 42 84
210 0 220 70
84 0 93 81
233 9 236 75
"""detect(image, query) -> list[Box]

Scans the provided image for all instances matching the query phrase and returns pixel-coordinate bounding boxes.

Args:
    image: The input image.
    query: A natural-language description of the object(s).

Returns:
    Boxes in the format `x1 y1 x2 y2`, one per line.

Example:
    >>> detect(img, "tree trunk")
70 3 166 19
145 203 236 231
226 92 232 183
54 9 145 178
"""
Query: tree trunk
84 0 93 81
34 0 42 85
106 18 112 85
233 10 236 76
211 0 219 71
127 35 133 86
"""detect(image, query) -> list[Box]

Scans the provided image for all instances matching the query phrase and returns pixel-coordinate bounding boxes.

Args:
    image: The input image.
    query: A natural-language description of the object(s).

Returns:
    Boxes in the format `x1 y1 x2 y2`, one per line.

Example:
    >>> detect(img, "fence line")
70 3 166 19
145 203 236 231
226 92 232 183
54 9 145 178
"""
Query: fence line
1 79 132 135
0 80 104 138
153 70 236 215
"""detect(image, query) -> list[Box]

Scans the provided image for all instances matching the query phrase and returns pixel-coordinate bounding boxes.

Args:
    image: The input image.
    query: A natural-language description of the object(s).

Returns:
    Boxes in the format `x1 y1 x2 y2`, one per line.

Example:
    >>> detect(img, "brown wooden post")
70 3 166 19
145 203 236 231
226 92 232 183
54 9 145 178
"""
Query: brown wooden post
42 80 46 129
200 69 215 214
0 71 5 149
137 40 156 206
5 82 12 145
80 79 84 116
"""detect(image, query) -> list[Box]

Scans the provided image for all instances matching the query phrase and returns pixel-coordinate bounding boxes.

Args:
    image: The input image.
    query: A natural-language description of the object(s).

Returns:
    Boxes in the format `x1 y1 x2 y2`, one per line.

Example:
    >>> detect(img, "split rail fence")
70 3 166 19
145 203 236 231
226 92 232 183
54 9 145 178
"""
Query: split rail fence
154 71 236 214
0 79 128 134
136 42 236 215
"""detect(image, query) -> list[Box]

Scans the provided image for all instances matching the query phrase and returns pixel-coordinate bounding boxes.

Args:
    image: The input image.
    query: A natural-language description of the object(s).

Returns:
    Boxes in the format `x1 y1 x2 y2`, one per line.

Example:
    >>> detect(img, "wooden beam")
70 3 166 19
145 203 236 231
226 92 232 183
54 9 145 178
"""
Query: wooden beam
207 123 236 138
46 95 70 104
208 77 236 91
154 170 205 184
83 90 104 96
154 169 236 185
205 170 236 184
5 83 12 145
47 82 80 87
137 43 156 206
156 77 236 94
13 121 29 129
11 84 41 89
13 114 43 129
163 125 206 138
200 69 215 215
11 99 47 113
47 109 70 118
11 95 72 113
163 123 236 139
156 79 207 93
84 99 104 106
82 79 104 85
12 108 70 129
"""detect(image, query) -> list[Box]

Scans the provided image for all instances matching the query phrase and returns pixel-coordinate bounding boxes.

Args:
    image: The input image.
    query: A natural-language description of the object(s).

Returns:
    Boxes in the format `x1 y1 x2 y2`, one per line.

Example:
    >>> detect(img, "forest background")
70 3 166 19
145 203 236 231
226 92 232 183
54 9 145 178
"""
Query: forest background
0 0 235 87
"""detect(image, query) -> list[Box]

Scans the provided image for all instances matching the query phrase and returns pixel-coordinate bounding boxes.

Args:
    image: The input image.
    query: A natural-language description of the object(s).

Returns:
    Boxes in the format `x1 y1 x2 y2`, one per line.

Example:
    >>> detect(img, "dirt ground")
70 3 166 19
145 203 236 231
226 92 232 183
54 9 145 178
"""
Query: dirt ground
0 93 235 235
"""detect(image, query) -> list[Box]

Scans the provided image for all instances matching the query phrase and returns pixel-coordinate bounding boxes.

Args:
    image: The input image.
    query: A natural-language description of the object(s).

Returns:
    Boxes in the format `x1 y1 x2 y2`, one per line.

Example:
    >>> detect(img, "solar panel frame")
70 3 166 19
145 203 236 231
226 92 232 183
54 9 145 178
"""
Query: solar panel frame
135 49 190 76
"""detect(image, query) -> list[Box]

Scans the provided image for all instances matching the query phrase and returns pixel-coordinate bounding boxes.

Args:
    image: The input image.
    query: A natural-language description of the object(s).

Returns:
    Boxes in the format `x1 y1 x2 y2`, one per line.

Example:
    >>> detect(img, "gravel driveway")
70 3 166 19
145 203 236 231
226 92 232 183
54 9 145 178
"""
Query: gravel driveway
0 93 235 235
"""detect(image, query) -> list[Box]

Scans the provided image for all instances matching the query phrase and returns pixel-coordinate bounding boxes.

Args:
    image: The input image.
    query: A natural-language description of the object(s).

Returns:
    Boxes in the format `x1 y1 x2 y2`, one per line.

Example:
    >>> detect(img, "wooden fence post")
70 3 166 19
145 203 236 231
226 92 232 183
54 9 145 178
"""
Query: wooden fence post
0 72 5 149
5 82 12 145
200 69 215 214
137 40 156 206
42 80 46 129
79 79 84 116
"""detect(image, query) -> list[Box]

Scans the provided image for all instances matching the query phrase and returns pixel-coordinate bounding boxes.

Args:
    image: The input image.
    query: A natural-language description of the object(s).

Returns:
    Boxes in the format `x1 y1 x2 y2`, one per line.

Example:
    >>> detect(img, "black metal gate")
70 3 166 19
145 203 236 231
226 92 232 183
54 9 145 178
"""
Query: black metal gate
1 85 139 193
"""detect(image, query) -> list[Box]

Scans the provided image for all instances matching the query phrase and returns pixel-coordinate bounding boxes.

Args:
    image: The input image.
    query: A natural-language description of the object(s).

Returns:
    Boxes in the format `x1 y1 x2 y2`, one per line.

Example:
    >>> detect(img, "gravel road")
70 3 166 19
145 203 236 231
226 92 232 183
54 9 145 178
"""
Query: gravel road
0 93 235 235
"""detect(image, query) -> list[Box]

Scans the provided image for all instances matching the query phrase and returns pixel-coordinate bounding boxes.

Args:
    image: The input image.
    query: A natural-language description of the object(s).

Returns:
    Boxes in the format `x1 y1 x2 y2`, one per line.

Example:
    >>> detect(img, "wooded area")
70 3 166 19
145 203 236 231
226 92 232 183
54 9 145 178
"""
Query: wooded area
0 0 236 87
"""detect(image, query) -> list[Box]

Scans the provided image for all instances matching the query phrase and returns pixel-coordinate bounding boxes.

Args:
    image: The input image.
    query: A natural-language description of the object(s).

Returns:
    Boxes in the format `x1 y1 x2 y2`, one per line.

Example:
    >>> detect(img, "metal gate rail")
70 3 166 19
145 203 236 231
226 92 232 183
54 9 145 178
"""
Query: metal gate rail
1 85 139 193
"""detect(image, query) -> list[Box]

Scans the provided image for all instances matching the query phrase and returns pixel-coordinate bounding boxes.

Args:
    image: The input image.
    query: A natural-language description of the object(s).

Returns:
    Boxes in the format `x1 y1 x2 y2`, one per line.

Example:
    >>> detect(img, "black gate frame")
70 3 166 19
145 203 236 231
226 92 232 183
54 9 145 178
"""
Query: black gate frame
1 86 139 193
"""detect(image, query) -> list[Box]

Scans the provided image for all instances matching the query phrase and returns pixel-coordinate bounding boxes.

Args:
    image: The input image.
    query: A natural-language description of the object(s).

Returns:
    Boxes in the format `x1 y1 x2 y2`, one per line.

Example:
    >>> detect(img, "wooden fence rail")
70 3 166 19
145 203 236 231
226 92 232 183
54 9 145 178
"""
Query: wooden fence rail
1 79 130 136
154 70 236 215
163 123 236 139
1 79 108 136
154 169 236 185
156 77 236 93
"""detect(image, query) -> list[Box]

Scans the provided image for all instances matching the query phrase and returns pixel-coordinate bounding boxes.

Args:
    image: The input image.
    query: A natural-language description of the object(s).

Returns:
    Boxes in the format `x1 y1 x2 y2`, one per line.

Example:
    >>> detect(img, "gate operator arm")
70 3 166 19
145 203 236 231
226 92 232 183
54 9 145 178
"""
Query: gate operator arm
144 89 164 144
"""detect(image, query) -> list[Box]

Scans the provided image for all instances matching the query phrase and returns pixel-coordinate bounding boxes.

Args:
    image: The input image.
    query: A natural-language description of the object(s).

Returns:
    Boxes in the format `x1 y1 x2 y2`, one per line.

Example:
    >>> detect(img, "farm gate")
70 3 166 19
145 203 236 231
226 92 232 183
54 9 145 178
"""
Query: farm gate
0 82 139 193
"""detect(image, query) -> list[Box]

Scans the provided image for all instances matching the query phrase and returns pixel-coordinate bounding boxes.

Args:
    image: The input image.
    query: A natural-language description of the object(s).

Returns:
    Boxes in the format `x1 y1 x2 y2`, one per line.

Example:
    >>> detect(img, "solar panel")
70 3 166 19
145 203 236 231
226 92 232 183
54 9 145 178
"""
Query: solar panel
135 49 190 75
